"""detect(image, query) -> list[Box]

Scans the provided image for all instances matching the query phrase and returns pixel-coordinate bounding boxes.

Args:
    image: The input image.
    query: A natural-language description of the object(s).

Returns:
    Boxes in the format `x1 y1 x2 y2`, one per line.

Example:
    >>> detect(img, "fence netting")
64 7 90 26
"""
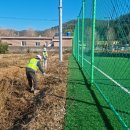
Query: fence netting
73 0 130 129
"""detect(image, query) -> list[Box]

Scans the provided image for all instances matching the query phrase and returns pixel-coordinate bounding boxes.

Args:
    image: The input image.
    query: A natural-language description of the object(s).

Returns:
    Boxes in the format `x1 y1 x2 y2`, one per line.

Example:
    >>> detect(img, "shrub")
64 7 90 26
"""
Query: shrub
0 42 8 54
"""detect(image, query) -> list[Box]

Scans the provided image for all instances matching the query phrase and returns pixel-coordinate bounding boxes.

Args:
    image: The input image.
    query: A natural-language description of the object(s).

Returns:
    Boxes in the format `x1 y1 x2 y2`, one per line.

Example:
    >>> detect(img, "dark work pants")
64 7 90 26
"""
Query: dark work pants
26 71 37 89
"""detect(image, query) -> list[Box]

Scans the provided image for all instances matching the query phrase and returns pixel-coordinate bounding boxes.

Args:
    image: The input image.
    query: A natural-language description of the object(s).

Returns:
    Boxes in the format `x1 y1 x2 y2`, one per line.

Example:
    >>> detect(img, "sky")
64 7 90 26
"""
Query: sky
0 0 82 31
0 0 129 31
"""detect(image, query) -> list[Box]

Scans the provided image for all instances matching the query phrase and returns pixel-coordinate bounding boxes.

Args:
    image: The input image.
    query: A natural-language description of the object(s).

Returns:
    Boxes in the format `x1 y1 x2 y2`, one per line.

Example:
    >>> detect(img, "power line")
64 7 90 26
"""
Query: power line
0 16 74 24
0 16 58 21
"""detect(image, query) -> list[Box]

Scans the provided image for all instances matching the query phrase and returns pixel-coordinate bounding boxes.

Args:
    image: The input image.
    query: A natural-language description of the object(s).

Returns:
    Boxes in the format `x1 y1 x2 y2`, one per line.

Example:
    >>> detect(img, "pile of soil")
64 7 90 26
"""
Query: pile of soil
0 52 70 130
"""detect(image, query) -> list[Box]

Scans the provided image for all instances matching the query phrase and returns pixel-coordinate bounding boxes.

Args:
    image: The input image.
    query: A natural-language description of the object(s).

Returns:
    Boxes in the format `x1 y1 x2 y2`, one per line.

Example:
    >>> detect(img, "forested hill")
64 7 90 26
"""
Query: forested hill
41 20 77 37
33 12 130 38
0 20 77 37
0 12 129 37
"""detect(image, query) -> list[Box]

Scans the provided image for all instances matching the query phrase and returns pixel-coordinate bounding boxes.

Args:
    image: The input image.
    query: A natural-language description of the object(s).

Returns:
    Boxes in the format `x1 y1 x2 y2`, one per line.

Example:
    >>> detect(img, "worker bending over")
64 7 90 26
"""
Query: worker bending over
26 55 45 94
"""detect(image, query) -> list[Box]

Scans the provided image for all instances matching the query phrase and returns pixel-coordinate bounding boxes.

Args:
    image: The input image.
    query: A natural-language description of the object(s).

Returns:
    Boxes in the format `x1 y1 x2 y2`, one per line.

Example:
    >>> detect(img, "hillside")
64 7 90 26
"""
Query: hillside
0 12 129 38
0 20 77 37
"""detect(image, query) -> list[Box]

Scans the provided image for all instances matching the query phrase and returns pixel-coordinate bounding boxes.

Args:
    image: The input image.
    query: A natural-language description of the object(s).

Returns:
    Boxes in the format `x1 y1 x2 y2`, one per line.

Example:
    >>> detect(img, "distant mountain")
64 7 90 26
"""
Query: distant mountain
0 12 129 38
0 20 77 37
40 19 77 37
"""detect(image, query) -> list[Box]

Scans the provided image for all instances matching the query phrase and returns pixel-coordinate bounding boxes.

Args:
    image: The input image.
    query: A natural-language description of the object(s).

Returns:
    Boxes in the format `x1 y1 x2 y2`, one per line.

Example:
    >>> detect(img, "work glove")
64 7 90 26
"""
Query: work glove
42 73 46 76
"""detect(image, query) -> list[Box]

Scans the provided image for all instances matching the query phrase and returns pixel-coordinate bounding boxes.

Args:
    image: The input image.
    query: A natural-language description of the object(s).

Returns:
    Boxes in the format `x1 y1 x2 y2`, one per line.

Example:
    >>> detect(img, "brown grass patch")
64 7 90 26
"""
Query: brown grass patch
0 51 70 130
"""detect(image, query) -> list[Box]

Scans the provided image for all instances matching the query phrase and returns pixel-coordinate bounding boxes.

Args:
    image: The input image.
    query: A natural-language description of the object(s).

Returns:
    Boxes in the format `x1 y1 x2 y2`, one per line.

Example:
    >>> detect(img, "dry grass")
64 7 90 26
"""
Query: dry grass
0 51 70 130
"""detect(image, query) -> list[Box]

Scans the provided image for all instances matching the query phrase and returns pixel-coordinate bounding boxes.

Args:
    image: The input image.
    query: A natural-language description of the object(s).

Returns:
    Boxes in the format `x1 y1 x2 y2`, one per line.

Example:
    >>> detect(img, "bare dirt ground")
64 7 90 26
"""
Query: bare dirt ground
0 51 70 130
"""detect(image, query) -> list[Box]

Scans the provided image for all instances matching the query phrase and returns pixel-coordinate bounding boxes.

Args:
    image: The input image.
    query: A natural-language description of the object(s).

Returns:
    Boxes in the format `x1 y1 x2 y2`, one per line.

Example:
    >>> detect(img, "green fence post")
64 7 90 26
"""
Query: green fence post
72 35 74 56
74 32 76 57
75 25 78 60
75 25 78 58
74 30 77 57
76 25 78 60
77 16 80 61
91 0 96 84
81 0 85 68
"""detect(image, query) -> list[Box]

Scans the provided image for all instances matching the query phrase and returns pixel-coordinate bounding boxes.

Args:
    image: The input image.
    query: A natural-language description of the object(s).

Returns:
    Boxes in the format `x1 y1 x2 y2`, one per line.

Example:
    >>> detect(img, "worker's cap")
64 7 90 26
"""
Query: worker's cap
43 48 47 51
36 55 42 60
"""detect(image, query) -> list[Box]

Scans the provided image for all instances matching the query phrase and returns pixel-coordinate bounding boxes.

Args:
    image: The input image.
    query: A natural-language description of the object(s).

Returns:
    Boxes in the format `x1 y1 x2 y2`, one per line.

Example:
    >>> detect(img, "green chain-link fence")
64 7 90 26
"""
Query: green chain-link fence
73 0 130 129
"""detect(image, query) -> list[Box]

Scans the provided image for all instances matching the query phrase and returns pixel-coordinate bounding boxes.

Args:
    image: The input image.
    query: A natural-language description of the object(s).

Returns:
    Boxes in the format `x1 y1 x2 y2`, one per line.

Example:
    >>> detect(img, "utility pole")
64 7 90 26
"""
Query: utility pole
59 0 63 62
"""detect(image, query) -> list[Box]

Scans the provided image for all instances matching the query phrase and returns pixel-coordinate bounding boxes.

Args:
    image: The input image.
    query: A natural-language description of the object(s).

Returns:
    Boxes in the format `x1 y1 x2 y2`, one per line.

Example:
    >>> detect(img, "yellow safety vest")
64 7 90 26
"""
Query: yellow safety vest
43 51 48 59
27 58 39 71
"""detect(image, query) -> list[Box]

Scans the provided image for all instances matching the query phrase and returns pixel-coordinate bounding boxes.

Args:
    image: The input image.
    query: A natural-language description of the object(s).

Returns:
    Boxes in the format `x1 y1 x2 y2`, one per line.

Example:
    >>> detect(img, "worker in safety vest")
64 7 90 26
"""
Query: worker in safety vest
26 55 45 94
42 47 48 69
